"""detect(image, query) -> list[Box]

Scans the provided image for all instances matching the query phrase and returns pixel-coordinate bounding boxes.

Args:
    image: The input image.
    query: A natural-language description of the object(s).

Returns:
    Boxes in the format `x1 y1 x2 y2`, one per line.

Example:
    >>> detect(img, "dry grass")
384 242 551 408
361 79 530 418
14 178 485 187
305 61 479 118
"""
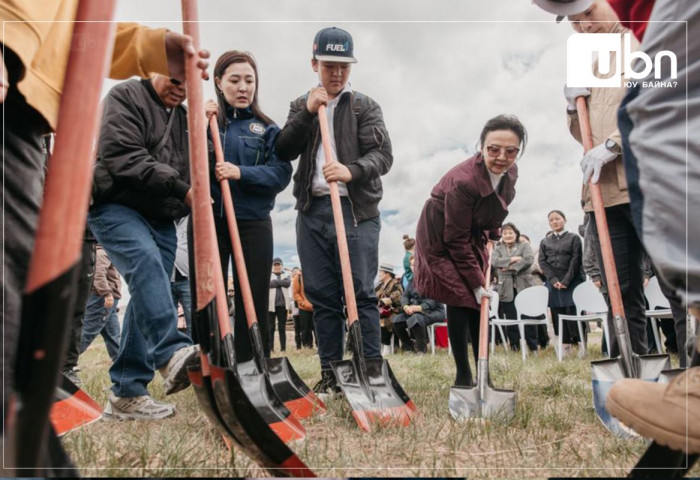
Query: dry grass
65 331 699 478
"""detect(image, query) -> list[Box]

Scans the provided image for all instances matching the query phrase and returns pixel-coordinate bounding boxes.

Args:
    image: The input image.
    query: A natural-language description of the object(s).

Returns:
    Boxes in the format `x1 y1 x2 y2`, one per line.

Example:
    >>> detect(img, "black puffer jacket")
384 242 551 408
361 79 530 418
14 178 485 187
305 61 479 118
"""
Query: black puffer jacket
91 79 190 220
275 90 392 222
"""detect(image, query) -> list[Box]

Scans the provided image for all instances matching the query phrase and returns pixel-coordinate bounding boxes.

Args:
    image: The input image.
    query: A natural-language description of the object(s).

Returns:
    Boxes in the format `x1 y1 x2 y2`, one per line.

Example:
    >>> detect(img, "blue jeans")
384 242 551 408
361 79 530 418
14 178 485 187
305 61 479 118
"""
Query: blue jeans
171 279 192 338
80 293 121 362
88 203 192 397
296 196 381 370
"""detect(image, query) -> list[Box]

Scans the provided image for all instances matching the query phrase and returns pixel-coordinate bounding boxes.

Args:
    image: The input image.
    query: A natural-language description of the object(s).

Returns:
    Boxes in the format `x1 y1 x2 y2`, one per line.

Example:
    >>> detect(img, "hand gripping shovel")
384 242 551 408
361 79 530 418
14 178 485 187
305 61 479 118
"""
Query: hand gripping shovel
7 1 116 473
209 115 325 420
448 242 517 421
317 105 417 431
576 97 670 438
182 2 312 475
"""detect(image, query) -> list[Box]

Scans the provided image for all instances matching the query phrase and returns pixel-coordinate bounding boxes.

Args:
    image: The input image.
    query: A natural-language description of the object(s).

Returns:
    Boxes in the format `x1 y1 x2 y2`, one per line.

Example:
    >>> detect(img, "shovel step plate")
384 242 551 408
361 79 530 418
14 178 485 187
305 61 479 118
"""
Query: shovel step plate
591 354 671 438
266 358 326 419
331 358 417 432
50 374 102 436
211 363 305 444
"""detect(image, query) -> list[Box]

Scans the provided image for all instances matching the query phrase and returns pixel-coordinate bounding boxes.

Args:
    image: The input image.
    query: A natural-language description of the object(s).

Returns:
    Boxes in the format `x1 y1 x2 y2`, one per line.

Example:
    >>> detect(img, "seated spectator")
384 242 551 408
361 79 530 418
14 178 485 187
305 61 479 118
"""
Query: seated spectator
375 262 403 355
393 255 445 353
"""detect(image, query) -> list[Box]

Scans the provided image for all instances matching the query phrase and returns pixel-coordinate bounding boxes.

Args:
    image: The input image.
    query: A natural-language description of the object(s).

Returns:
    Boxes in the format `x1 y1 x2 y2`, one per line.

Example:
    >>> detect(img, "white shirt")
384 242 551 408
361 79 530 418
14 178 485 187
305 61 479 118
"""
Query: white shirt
488 170 504 191
312 83 353 197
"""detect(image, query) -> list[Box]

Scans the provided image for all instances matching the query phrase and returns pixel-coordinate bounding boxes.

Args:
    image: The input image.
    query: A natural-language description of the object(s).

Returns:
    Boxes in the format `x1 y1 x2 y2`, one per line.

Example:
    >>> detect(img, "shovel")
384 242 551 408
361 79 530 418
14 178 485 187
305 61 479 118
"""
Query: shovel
209 116 325 420
50 373 103 436
449 242 517 421
315 105 417 432
182 3 313 475
8 2 116 473
575 97 671 438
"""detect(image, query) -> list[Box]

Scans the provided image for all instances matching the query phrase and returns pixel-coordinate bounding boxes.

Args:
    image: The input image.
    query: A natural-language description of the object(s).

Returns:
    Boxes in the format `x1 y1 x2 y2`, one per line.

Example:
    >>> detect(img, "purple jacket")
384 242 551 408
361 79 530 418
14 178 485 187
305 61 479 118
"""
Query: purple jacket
414 153 517 309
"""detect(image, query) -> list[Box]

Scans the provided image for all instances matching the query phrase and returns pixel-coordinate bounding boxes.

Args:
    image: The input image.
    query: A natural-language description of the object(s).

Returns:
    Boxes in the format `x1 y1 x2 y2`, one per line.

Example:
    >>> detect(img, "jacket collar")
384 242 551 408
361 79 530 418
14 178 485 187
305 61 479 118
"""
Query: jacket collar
225 104 254 121
474 152 517 198
141 78 167 109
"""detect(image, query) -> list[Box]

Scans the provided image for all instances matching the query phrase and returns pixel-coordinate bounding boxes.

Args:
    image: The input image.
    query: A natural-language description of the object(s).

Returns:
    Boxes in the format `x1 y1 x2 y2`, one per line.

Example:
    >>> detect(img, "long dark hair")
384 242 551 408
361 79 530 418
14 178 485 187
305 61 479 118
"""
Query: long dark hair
214 50 274 127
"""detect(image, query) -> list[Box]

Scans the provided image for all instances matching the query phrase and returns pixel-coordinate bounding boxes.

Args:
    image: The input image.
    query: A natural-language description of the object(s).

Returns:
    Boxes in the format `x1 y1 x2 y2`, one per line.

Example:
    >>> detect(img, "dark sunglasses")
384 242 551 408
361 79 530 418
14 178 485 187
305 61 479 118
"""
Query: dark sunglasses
169 77 182 86
486 145 520 158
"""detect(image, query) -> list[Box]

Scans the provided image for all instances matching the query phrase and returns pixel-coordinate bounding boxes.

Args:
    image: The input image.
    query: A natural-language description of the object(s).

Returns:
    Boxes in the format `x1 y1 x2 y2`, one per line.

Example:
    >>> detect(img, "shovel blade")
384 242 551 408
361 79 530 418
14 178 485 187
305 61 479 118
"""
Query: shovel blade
658 368 685 384
635 353 672 381
266 358 326 419
331 358 416 431
449 385 517 422
188 364 239 444
448 386 480 421
208 363 314 477
591 358 640 438
229 360 306 443
50 373 102 436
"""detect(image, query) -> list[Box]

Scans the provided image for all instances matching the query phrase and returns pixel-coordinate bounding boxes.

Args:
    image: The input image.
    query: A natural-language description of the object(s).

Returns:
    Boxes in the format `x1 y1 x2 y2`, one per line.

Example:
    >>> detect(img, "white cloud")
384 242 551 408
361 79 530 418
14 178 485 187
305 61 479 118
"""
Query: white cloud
111 0 589 273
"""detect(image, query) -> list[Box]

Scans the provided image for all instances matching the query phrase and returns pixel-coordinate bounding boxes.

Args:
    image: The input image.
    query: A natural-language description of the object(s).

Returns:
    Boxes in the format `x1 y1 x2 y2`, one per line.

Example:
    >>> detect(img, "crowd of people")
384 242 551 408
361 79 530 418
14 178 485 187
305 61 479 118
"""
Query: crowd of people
2 0 698 472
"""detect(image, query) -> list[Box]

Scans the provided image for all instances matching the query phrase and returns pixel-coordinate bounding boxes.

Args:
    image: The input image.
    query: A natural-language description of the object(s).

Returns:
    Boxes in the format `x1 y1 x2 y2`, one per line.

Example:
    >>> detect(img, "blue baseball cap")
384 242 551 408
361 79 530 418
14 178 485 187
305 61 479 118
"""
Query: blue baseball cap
312 27 357 63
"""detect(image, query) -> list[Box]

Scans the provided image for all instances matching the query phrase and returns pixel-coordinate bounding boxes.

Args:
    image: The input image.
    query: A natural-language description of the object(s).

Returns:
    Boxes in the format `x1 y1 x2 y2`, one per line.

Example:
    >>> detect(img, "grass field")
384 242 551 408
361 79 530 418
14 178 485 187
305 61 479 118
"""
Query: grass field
65 331 698 478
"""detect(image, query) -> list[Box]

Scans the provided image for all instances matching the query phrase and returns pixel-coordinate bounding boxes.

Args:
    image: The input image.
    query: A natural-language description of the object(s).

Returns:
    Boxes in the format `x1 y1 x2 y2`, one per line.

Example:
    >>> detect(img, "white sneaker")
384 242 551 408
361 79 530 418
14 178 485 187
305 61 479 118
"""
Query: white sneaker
159 345 200 395
103 393 175 420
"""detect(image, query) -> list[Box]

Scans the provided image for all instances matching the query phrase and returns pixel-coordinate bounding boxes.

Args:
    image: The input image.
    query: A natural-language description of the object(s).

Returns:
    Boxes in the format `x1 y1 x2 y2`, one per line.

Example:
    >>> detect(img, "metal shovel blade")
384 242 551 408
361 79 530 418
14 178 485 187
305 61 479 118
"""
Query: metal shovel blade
231 357 306 444
207 362 314 477
331 357 416 432
266 357 326 419
591 354 670 438
50 373 102 436
448 360 517 422
657 367 685 384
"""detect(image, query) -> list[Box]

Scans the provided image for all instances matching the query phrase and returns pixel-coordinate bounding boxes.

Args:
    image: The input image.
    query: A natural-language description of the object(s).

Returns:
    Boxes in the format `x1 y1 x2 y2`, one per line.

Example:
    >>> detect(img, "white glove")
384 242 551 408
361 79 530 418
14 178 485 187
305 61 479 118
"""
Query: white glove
580 143 617 184
472 286 492 305
563 85 591 111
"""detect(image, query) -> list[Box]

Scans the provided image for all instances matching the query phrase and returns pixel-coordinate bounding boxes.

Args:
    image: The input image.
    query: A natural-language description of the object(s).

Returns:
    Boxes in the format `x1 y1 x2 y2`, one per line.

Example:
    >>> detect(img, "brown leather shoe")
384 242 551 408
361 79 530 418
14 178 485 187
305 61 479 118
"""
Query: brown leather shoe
607 367 700 454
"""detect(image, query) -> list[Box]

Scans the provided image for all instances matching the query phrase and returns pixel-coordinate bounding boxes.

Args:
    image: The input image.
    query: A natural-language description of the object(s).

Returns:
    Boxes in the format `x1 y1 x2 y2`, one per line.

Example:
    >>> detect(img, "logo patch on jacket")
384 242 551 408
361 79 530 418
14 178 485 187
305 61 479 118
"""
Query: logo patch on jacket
249 123 265 135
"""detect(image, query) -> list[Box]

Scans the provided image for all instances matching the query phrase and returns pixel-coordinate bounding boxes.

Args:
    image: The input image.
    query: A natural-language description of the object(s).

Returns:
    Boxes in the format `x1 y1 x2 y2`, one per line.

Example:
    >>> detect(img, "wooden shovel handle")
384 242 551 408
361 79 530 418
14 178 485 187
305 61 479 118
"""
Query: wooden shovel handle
209 115 258 328
576 97 625 320
477 242 494 360
317 105 360 326
182 0 231 336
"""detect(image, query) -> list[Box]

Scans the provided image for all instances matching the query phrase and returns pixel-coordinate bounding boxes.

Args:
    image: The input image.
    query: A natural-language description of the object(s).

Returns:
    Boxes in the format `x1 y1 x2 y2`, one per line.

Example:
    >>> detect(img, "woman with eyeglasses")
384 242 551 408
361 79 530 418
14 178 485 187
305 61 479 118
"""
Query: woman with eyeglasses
414 114 526 388
204 51 292 362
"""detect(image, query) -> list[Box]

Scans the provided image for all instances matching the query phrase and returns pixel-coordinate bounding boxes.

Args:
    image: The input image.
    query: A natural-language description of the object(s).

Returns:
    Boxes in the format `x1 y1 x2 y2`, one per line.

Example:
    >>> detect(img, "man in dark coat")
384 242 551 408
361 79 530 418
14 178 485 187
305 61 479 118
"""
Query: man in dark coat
88 74 199 420
275 27 393 395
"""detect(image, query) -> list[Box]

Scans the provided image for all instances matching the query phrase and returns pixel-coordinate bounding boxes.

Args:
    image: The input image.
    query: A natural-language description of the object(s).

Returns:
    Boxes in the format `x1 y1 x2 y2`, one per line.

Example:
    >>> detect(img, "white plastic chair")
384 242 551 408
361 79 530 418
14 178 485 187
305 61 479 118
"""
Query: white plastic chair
644 276 670 353
491 286 551 361
556 281 610 361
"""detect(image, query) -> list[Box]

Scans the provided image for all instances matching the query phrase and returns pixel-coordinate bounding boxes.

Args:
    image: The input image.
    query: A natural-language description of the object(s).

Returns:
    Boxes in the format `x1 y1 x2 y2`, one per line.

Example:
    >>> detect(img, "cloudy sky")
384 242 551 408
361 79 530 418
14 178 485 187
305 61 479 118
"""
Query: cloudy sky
108 0 590 276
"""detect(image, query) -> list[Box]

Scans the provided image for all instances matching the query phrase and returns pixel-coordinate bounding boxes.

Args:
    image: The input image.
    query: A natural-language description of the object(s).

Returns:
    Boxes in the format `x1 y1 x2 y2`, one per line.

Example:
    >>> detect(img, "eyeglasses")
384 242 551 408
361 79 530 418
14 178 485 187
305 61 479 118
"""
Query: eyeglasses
486 145 520 158
169 77 182 86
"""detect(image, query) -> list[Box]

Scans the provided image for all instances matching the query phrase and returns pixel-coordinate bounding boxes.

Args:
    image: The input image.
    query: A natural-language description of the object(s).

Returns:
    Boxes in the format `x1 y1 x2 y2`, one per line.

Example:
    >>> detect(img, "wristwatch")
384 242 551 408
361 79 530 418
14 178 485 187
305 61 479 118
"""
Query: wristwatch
605 138 622 155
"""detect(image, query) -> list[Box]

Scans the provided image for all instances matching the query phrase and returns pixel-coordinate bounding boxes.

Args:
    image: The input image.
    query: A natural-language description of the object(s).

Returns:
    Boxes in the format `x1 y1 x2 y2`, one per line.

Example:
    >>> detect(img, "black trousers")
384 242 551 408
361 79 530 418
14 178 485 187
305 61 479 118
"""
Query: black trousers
499 300 539 351
292 314 302 349
589 204 648 356
551 306 580 344
299 309 315 348
268 306 288 352
446 305 481 387
214 216 273 362
2 57 77 473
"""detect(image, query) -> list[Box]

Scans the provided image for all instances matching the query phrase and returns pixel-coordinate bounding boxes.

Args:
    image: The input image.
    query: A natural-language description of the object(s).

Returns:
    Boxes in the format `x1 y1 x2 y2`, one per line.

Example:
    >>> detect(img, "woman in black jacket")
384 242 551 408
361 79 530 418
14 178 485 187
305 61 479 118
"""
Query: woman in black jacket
538 210 584 351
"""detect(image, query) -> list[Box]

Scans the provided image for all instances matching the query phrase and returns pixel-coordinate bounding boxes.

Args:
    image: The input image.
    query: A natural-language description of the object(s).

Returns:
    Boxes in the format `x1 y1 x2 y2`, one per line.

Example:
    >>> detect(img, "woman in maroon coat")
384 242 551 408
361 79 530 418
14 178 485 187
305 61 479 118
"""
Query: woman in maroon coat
414 115 526 387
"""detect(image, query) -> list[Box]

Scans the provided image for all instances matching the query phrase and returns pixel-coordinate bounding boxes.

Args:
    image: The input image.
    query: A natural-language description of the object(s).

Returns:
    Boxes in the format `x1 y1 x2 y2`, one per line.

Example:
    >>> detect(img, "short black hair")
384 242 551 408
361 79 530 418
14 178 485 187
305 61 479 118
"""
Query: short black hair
479 114 528 156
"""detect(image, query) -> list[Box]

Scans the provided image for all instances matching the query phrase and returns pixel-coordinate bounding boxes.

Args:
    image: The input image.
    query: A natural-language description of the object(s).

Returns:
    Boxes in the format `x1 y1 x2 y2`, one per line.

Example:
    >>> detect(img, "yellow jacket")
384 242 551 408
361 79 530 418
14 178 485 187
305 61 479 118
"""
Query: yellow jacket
567 23 639 212
1 0 169 130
